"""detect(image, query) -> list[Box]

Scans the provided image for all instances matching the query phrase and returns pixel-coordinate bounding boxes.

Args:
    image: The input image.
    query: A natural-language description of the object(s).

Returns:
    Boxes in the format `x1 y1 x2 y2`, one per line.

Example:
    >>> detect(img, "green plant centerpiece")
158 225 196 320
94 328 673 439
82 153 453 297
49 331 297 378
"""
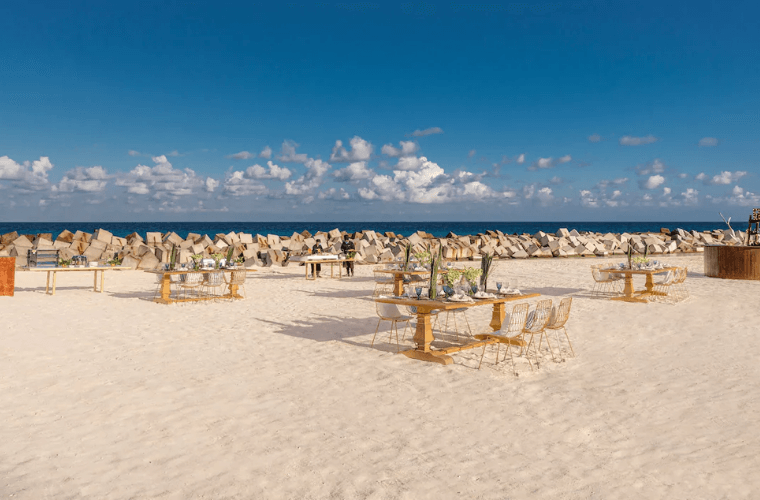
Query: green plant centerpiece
58 258 72 268
479 253 493 291
462 267 483 293
413 250 431 267
428 245 443 300
169 244 178 270
402 243 412 271
107 257 122 266
225 246 235 267
190 254 203 270
235 256 245 265
211 253 224 269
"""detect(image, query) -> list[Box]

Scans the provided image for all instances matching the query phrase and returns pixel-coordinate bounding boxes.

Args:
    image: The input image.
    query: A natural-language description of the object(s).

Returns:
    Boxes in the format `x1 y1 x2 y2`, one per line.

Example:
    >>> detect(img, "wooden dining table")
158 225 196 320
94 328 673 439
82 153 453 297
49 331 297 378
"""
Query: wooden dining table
145 268 256 304
374 292 540 365
22 265 132 295
604 266 676 303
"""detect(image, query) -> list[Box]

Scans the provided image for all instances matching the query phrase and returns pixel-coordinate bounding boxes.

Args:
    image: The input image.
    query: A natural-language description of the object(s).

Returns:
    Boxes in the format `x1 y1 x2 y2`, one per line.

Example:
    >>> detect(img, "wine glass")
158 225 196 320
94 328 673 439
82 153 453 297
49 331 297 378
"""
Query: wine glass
510 278 519 291
415 287 422 300
496 282 502 293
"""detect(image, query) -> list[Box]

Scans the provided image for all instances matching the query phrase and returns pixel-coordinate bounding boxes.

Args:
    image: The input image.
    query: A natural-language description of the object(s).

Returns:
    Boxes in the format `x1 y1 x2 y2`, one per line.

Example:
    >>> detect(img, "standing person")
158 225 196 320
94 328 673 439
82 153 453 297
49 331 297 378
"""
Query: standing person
340 234 355 277
311 240 324 278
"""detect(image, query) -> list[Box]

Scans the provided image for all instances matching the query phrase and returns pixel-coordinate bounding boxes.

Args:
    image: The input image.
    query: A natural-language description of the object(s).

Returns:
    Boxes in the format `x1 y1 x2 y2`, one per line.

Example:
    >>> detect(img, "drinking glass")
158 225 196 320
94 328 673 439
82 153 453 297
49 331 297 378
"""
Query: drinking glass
415 287 422 300
510 278 519 290
496 282 503 292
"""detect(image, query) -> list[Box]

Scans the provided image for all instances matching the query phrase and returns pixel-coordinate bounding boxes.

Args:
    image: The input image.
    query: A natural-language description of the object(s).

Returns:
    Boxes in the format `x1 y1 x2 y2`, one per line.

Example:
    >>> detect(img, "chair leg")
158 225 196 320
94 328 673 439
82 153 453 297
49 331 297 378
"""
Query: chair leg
371 319 381 347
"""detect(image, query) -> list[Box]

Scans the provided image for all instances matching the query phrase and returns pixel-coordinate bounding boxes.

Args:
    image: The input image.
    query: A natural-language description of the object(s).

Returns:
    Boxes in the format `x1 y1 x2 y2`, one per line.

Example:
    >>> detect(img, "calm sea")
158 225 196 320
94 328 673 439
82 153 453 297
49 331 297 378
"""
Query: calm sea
0 221 726 240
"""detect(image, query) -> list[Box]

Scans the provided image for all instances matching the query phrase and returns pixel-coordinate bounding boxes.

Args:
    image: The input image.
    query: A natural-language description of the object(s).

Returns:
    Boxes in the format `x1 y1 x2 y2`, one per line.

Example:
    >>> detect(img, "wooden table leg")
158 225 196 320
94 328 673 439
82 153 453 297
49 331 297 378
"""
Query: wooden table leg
401 310 453 365
645 274 655 293
393 275 404 296
52 271 57 295
489 302 506 331
100 271 105 293
45 271 50 294
154 274 174 304
611 274 649 303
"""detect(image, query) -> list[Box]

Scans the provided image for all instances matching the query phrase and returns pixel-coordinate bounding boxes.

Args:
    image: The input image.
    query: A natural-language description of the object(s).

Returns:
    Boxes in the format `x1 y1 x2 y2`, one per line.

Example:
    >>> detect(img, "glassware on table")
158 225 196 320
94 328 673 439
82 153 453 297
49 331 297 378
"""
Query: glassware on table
415 287 422 299
510 278 519 290
496 282 503 292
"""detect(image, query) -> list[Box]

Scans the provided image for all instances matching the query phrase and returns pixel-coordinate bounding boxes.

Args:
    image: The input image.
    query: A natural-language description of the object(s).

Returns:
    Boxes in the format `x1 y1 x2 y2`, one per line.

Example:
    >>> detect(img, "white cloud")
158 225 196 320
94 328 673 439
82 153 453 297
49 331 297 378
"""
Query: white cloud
636 159 666 175
278 140 309 163
228 151 254 160
643 175 665 189
408 127 443 137
588 134 601 143
259 146 273 159
516 154 525 164
330 136 373 162
663 187 671 195
222 170 268 197
705 170 747 185
381 141 419 157
318 187 351 200
205 177 219 192
115 155 206 198
620 135 658 146
245 161 292 181
695 172 706 181
284 158 331 195
699 137 719 147
128 150 142 157
468 149 476 158
394 156 425 171
333 161 374 182
52 166 108 193
528 155 571 170
681 188 699 205
0 155 54 191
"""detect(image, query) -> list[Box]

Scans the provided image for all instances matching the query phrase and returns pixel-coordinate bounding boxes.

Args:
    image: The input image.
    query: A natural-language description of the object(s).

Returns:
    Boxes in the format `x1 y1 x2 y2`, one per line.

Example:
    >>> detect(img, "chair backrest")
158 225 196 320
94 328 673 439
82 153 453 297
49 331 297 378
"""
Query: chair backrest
525 299 553 333
206 271 225 285
547 297 572 329
185 272 204 284
501 302 529 335
678 267 688 283
229 270 247 285
590 265 604 282
376 301 405 320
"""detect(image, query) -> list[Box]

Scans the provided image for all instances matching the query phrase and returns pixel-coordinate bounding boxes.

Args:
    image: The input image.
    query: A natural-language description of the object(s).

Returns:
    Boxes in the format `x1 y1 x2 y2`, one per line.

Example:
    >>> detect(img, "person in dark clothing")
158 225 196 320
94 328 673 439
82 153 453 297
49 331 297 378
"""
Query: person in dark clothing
311 241 324 277
340 235 355 277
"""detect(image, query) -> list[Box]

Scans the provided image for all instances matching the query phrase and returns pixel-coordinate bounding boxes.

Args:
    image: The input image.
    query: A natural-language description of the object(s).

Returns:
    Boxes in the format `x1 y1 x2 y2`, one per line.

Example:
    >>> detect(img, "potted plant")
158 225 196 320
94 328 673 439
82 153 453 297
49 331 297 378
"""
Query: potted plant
428 245 443 300
58 258 72 268
190 254 203 270
479 253 493 291
107 257 122 267
211 253 224 269
461 267 483 294
225 246 235 267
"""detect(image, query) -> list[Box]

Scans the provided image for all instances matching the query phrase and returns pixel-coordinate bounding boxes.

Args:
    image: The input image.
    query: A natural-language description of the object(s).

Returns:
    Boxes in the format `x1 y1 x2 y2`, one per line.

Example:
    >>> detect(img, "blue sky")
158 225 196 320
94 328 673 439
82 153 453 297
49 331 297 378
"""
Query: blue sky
1 0 758 222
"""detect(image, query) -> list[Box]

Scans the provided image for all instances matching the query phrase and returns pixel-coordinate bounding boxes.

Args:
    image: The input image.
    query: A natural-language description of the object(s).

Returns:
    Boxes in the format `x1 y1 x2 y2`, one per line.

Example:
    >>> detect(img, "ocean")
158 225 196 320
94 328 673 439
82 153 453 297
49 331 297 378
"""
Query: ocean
0 221 728 240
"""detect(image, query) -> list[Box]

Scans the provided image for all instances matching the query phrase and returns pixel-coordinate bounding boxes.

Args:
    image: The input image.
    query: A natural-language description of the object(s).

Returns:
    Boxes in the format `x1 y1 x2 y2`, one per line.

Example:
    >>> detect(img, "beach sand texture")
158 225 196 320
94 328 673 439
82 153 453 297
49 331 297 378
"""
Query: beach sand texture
1 255 758 499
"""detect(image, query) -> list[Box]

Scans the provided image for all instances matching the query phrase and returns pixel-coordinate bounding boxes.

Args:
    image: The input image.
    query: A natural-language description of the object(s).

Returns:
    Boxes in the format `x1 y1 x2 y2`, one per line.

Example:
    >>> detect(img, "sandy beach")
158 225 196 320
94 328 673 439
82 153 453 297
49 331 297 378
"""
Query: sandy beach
1 254 758 499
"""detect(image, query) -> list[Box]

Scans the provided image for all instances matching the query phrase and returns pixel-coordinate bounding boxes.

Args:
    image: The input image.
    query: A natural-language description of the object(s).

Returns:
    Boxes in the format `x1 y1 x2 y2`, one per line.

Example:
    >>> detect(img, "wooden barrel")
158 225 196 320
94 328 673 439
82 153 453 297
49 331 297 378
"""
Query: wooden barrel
704 245 760 280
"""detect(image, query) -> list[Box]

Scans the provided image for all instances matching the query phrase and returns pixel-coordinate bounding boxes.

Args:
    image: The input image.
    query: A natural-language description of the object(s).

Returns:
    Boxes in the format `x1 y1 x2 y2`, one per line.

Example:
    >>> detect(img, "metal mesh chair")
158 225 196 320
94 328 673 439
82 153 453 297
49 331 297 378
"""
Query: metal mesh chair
478 302 530 372
590 264 623 297
224 270 248 299
522 299 555 371
543 297 574 360
203 271 226 300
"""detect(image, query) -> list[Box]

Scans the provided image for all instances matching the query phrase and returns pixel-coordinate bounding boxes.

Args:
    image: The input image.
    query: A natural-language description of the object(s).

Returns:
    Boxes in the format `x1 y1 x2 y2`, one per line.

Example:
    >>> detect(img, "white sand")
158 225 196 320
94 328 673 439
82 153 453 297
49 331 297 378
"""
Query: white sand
2 255 758 499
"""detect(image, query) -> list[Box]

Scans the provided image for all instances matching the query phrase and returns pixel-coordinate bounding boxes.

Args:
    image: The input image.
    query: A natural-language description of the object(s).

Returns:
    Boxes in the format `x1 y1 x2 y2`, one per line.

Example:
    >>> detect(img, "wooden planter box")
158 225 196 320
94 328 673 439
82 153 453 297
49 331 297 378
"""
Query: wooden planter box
704 245 760 280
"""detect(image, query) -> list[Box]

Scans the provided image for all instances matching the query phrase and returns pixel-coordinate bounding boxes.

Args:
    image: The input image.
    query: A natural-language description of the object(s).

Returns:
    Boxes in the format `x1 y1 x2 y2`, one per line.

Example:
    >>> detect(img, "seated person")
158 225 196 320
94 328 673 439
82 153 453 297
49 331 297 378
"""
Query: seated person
340 235 355 277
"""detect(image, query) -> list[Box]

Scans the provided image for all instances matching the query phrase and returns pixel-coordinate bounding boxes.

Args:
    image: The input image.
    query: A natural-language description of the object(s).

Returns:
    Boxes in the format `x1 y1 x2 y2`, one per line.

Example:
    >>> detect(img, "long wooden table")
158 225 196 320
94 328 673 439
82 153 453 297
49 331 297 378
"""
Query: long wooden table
145 268 257 304
374 292 540 365
605 266 676 303
289 256 355 280
22 265 132 295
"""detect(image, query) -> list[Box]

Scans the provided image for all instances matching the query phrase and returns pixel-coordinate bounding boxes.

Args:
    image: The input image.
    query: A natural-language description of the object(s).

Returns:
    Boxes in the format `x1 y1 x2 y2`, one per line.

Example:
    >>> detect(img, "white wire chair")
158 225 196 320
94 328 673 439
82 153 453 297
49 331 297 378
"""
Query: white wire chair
590 264 623 297
543 297 574 361
372 266 394 296
478 302 529 372
224 270 248 299
372 301 413 352
521 299 555 371
179 272 205 299
653 267 688 303
203 271 226 300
